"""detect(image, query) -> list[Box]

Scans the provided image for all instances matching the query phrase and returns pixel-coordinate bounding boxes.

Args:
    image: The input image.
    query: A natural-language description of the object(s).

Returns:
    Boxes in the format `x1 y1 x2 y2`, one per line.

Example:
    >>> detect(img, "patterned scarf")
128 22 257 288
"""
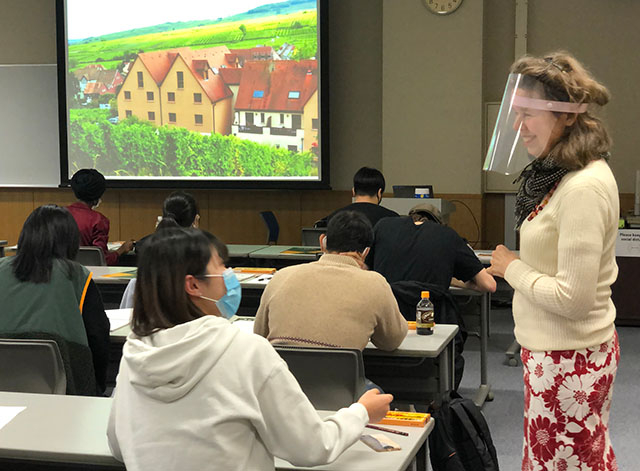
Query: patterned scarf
513 155 568 230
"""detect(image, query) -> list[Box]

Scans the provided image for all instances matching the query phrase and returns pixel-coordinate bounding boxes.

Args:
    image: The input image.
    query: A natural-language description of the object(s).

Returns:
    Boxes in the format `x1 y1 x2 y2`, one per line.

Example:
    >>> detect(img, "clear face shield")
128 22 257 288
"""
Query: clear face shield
483 74 588 175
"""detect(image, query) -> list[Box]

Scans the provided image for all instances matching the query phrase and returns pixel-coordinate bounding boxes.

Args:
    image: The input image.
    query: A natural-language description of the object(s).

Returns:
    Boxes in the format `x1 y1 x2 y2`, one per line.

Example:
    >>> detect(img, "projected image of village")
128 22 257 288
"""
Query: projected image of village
66 0 319 179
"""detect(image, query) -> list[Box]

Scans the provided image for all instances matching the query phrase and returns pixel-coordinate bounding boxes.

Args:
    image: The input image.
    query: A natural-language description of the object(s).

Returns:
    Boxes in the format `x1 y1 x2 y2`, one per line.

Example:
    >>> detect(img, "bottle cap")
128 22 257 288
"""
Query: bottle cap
421 291 430 298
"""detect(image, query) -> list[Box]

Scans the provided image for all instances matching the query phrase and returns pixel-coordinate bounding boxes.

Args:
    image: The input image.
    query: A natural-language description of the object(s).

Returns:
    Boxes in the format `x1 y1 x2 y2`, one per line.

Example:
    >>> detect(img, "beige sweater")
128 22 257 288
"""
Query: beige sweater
505 159 619 351
254 254 407 351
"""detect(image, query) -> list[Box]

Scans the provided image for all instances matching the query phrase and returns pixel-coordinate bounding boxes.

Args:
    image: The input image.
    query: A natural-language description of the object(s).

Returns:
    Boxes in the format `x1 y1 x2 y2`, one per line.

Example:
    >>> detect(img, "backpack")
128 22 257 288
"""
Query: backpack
428 391 500 471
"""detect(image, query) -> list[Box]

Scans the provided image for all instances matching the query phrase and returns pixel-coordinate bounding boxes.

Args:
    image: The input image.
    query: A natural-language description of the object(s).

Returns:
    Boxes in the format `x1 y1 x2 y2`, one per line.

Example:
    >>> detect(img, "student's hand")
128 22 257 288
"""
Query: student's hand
488 244 518 278
117 239 135 255
357 389 393 423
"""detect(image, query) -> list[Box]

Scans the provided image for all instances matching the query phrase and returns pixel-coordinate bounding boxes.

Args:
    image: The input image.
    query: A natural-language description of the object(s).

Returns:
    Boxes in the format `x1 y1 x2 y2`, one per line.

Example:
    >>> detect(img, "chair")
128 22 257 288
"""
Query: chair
274 346 366 410
75 246 106 266
301 227 326 246
0 339 67 394
259 211 280 245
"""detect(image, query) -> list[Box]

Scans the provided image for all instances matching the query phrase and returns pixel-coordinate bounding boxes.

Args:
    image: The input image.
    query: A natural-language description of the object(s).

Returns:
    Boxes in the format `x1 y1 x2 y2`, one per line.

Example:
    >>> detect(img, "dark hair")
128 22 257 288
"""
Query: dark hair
12 205 80 283
325 211 373 253
511 51 611 169
132 227 227 337
162 191 199 228
353 167 385 197
70 169 106 207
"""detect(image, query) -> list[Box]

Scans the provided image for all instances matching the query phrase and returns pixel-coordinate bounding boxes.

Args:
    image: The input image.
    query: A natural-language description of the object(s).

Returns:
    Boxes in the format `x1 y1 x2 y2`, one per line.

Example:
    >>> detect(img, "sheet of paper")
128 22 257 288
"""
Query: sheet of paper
235 273 258 282
233 319 256 335
106 308 132 331
0 406 26 430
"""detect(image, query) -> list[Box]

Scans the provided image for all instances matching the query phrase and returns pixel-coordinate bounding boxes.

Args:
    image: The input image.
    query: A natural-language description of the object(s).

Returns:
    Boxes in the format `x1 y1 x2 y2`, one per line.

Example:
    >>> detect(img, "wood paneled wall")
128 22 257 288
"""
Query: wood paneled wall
2 188 634 248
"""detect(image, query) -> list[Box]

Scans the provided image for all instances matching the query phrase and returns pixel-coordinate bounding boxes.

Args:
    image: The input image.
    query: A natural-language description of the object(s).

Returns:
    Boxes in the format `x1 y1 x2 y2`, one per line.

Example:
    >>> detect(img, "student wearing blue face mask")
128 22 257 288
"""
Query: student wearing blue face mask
108 227 391 471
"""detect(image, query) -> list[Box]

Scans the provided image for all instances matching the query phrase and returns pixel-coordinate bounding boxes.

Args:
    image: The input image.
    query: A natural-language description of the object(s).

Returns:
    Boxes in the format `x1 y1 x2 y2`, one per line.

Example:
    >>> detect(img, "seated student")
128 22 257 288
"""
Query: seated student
254 211 407 351
367 202 496 388
316 167 399 228
0 205 110 395
67 168 134 265
120 191 203 308
134 190 201 255
107 227 392 471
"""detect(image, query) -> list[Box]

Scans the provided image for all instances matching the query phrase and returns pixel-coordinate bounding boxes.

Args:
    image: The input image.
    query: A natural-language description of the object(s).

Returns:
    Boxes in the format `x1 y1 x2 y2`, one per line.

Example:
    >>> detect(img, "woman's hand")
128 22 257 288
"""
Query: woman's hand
488 244 518 278
357 389 393 423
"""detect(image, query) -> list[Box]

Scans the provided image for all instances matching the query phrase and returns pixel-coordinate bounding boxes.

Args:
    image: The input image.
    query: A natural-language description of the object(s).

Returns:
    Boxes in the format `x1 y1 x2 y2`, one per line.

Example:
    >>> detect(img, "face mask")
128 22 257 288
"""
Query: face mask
199 268 242 319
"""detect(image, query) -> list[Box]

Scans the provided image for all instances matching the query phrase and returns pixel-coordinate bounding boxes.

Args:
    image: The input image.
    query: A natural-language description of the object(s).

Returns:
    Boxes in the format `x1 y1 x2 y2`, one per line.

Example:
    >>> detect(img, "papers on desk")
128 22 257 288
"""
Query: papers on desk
106 308 132 332
0 406 25 430
234 273 259 282
233 319 256 335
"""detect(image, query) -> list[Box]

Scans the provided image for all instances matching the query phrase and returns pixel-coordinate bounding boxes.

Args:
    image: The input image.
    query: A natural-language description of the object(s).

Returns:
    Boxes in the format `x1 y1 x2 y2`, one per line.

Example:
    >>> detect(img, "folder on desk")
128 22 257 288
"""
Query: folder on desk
101 270 137 279
233 267 276 274
379 411 430 427
280 247 322 255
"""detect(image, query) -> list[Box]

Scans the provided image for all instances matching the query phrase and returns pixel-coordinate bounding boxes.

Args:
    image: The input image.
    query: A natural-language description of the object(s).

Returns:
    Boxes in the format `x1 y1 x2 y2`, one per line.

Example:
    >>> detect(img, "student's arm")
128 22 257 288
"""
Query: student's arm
254 362 370 467
463 268 497 293
81 280 110 394
370 278 408 351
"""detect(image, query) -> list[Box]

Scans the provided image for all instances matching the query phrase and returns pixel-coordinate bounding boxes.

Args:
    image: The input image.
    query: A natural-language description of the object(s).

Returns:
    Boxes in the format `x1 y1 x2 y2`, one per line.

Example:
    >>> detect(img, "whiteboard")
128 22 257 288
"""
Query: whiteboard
0 64 60 187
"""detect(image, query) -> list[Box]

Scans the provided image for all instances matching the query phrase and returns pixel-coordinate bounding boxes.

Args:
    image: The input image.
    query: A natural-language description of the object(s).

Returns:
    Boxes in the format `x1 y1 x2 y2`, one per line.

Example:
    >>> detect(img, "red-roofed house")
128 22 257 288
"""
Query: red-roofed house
232 60 318 152
226 46 279 67
116 47 235 134
97 69 124 94
218 67 243 111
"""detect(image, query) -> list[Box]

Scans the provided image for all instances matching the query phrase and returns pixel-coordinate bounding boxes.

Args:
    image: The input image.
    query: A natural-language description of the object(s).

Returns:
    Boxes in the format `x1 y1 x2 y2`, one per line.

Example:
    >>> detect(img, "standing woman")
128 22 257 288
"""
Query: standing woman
486 52 619 470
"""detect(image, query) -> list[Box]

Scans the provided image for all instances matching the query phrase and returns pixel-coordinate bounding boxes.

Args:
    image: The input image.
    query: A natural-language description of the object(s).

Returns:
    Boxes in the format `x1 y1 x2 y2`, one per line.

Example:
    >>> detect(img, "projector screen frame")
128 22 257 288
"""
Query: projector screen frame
56 0 330 190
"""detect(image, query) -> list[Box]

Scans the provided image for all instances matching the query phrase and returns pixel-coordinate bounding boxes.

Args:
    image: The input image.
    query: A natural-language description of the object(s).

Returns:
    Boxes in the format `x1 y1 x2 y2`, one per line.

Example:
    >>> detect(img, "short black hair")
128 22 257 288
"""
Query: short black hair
326 210 373 253
353 167 385 197
132 227 226 337
12 205 80 283
70 169 106 206
162 191 199 228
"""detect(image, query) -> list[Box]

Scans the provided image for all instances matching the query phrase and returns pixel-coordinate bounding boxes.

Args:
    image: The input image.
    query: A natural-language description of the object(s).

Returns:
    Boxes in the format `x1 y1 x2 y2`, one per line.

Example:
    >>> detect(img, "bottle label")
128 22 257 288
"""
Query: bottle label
416 308 434 327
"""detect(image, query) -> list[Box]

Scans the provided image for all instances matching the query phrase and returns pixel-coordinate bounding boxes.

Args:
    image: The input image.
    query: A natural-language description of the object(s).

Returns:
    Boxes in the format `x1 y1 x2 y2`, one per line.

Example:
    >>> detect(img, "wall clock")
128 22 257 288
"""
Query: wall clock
423 0 463 15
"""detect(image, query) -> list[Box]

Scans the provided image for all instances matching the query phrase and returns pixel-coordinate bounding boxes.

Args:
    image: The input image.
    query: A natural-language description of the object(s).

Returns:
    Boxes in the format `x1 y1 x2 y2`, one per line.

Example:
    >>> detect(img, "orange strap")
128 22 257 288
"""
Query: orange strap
79 272 93 313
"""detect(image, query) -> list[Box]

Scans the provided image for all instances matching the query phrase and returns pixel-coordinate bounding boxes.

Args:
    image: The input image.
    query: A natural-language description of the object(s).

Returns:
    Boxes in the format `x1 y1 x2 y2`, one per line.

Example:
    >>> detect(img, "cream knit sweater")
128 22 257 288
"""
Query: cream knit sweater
505 159 619 351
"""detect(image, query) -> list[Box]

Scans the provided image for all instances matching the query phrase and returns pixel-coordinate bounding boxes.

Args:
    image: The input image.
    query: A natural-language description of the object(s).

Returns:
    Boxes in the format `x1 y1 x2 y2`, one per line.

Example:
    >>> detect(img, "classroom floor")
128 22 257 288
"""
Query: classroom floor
459 302 639 470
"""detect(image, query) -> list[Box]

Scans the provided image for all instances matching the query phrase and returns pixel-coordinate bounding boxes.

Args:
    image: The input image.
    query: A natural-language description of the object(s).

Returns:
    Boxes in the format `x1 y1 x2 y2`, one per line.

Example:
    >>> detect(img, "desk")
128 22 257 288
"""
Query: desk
90 266 270 313
227 244 269 258
230 318 458 404
450 286 493 406
0 392 432 471
249 245 322 262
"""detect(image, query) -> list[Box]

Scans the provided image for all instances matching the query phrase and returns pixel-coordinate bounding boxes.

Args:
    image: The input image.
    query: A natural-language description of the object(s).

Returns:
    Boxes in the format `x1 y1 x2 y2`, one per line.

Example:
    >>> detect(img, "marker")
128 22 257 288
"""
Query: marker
365 424 409 437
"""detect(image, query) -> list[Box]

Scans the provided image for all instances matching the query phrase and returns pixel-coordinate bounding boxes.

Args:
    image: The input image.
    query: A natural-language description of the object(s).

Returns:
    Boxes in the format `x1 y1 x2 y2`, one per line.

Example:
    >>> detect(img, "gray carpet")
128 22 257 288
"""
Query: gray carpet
457 301 639 470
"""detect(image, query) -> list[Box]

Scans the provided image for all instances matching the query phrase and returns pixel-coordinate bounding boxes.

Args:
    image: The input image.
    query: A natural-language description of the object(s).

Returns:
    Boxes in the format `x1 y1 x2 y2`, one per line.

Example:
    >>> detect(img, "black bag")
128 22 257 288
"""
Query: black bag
429 391 499 471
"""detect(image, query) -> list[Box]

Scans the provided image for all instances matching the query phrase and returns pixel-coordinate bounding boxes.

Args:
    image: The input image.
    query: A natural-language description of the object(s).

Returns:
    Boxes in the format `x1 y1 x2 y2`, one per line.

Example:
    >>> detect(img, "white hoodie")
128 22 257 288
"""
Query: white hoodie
107 315 368 471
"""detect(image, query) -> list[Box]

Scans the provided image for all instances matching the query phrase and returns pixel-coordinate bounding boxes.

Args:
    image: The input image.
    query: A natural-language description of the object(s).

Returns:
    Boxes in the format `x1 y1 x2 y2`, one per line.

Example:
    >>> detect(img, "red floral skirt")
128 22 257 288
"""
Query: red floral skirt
521 331 619 471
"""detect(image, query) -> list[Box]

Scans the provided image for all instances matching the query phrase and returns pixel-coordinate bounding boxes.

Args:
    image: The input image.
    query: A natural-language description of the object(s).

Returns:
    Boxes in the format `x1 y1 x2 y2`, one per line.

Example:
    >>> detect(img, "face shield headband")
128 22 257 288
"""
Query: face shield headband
483 74 588 176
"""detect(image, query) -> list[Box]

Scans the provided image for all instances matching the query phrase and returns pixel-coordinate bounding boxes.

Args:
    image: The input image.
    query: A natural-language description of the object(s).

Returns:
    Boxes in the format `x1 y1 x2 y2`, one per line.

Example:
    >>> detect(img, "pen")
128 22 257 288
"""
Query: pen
365 424 409 437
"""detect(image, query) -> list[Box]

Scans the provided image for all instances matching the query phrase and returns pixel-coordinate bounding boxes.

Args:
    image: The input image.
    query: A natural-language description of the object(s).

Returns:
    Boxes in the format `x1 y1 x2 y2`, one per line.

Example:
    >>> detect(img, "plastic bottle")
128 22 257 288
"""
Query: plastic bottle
416 291 434 335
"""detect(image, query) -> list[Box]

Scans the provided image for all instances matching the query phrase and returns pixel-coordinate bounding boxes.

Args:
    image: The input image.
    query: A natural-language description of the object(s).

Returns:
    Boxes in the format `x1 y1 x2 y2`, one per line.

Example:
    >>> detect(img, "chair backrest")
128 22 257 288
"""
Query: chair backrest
274 346 366 410
0 339 67 394
259 211 280 245
301 227 326 246
75 246 106 266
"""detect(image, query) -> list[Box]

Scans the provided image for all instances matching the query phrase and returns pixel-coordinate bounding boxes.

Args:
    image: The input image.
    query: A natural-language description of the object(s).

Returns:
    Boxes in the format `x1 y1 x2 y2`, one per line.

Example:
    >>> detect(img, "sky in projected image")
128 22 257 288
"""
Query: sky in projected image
67 0 275 40
64 0 321 181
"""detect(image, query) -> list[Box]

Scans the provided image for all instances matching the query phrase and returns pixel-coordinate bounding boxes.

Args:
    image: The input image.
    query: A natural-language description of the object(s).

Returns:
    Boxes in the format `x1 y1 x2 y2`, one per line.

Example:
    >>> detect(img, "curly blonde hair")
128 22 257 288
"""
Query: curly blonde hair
510 51 611 170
